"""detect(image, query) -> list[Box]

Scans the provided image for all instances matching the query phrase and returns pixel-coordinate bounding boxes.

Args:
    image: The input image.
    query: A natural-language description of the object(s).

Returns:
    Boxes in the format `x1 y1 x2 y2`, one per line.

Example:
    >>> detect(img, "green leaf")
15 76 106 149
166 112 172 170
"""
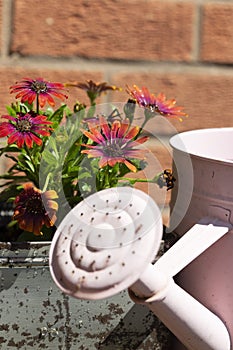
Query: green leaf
64 138 82 165
46 136 59 159
66 166 81 176
81 183 92 193
0 184 22 202
47 104 67 128
41 149 58 165
5 104 17 116
25 160 35 173
0 174 26 180
5 101 32 116
0 144 20 156
75 170 92 180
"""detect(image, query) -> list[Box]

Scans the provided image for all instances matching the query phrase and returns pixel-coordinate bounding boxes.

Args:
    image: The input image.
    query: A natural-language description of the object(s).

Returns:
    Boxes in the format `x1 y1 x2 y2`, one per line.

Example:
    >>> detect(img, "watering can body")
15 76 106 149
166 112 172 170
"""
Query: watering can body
169 127 233 348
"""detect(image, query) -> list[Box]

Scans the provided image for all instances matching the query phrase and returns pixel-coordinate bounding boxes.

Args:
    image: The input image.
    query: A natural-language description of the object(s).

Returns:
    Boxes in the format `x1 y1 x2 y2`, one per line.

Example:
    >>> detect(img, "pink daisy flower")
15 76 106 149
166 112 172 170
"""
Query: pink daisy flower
81 116 148 172
0 111 53 148
10 77 68 108
127 84 188 120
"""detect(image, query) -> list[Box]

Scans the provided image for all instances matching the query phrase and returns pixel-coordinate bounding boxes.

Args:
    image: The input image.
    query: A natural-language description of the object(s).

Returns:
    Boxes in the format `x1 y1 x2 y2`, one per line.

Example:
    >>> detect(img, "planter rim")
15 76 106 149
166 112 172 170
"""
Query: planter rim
0 241 51 250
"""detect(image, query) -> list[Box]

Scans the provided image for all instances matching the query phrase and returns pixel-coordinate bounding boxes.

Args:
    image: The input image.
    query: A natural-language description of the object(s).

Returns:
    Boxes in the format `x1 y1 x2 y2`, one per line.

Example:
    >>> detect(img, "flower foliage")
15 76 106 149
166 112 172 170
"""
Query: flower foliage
0 78 186 241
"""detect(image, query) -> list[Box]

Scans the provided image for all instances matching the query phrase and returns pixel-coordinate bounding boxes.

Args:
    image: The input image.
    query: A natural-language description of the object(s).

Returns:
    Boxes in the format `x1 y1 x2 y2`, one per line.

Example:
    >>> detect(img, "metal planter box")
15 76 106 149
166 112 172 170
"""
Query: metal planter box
0 242 171 350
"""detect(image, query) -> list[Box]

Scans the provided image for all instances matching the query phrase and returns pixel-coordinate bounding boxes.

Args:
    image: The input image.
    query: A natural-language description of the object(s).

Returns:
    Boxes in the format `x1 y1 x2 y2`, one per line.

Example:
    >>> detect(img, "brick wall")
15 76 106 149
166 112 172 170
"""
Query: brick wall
0 0 233 224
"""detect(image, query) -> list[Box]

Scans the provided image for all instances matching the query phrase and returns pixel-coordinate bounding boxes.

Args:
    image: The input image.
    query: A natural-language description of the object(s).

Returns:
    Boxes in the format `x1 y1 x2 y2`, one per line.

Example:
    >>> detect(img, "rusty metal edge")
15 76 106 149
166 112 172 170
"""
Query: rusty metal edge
0 241 51 250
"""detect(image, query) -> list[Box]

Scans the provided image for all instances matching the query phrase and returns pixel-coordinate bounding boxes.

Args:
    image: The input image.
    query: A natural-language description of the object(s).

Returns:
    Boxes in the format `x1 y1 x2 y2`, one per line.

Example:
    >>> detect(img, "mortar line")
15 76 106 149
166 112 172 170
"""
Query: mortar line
192 2 202 62
0 55 233 74
1 0 14 58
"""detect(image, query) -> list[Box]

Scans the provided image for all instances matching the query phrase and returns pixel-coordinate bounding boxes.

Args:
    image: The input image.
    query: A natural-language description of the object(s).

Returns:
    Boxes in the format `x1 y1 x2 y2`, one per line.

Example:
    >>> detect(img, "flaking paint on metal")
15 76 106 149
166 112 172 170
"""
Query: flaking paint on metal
0 242 171 349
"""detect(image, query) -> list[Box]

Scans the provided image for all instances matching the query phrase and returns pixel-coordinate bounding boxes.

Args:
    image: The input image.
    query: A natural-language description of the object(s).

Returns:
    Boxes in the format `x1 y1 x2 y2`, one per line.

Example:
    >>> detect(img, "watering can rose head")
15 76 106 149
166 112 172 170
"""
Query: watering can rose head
0 78 187 241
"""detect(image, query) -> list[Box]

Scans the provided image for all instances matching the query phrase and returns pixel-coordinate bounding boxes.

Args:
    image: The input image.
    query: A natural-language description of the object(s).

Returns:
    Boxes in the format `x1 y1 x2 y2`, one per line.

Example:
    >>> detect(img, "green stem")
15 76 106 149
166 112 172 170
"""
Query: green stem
118 174 161 185
24 145 39 185
140 109 158 131
140 119 148 131
36 93 39 114
42 173 52 192
103 167 110 189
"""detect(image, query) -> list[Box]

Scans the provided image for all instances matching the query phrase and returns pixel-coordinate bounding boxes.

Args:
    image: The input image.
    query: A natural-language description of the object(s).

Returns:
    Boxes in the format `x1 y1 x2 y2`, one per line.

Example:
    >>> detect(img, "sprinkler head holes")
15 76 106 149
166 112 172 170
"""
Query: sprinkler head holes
49 187 163 300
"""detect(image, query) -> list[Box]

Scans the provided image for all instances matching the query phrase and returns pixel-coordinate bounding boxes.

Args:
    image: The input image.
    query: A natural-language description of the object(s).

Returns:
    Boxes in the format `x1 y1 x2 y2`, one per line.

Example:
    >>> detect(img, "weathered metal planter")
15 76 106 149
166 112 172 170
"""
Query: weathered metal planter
0 241 171 350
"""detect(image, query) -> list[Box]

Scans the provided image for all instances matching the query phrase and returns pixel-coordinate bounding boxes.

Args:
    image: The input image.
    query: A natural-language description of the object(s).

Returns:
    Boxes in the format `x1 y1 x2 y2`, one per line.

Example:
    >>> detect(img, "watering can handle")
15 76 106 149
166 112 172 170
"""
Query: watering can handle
154 218 231 277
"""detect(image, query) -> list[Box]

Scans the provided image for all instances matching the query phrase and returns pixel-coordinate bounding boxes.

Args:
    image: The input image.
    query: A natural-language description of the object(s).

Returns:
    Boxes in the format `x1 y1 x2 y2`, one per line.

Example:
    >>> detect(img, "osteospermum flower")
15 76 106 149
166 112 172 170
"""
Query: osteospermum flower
13 183 58 236
65 80 121 103
154 92 188 121
126 85 157 110
10 77 68 108
0 111 53 148
80 116 148 172
126 85 188 121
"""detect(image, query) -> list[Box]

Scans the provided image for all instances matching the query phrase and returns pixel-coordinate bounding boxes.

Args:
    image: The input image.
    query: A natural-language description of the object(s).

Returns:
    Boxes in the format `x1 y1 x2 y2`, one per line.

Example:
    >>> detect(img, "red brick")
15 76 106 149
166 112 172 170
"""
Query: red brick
109 71 233 134
201 3 233 64
11 0 195 62
0 67 103 115
0 0 2 51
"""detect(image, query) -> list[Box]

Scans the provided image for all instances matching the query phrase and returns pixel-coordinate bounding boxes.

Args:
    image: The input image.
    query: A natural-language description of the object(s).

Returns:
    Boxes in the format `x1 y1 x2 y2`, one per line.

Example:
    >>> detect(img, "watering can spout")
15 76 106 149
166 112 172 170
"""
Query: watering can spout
129 265 231 350
127 220 231 350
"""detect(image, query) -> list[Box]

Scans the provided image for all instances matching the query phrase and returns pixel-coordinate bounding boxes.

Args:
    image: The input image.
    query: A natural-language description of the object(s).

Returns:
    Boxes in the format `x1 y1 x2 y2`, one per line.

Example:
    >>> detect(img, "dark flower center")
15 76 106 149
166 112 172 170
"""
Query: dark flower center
104 141 124 157
16 118 32 132
31 80 48 93
26 195 45 215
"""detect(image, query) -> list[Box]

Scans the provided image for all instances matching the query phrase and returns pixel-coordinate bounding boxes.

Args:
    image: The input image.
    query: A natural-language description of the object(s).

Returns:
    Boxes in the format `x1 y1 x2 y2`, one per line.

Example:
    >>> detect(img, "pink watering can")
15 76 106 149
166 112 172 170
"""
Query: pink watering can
169 127 233 349
49 127 233 350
